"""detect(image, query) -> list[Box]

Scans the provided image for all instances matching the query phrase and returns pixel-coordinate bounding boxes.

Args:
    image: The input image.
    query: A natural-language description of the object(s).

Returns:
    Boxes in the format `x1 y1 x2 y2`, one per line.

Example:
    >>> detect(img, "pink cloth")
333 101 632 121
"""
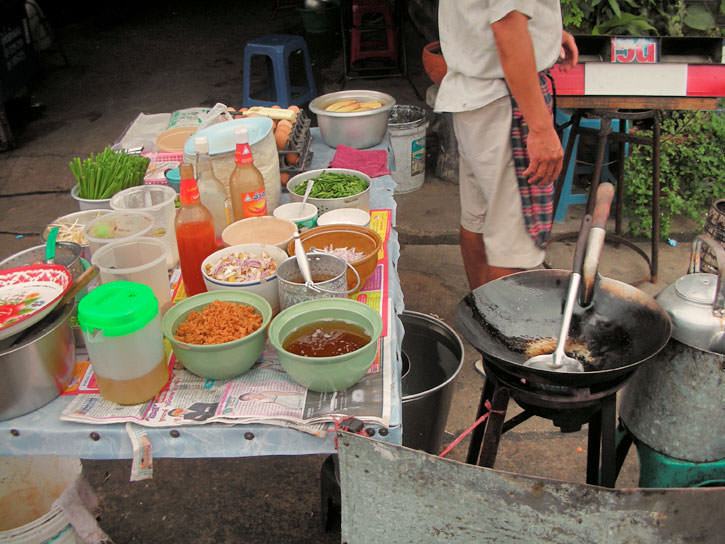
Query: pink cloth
328 144 390 178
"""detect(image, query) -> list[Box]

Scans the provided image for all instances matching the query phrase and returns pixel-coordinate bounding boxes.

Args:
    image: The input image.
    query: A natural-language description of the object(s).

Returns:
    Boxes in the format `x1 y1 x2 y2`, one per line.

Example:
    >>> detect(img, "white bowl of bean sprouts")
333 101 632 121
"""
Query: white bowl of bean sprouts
42 209 113 261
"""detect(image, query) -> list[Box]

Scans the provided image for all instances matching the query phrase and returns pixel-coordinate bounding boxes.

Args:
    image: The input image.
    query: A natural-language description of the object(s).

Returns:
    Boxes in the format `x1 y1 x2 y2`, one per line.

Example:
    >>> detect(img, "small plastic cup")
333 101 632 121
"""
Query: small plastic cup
272 202 318 230
83 210 154 257
91 237 172 314
110 185 179 269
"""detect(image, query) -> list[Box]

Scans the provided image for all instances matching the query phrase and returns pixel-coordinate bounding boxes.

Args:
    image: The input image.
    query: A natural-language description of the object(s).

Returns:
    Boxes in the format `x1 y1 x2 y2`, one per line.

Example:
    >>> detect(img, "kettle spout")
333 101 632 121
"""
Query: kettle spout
690 234 725 316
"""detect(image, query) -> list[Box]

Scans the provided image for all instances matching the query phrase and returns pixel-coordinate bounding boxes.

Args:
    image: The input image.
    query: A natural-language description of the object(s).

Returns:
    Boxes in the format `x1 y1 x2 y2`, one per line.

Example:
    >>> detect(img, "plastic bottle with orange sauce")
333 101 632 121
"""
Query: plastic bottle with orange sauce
229 126 267 221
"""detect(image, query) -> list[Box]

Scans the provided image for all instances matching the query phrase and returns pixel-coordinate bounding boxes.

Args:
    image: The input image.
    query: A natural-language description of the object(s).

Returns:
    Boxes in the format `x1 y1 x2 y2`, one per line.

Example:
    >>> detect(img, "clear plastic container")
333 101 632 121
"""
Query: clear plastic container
82 210 154 257
91 237 172 315
77 281 168 405
110 185 179 269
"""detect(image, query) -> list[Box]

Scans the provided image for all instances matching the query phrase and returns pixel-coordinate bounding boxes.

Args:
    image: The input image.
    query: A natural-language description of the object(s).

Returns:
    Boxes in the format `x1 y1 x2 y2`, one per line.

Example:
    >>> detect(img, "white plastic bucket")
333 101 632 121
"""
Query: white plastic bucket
388 106 429 194
110 185 180 269
0 456 82 543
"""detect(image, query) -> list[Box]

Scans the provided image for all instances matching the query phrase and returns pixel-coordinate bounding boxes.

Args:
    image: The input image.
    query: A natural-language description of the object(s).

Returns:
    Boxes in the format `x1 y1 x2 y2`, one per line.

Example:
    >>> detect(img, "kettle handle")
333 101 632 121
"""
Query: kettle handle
690 234 725 316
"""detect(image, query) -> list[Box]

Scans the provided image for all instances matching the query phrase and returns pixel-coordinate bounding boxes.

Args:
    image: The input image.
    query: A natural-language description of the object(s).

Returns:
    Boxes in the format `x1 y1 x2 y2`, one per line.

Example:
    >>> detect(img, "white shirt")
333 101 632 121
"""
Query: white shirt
434 0 563 113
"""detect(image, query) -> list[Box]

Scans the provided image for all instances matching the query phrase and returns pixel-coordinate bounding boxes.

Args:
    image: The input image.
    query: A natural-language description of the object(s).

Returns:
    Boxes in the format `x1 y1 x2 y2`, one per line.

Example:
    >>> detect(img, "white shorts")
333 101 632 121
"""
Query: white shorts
453 97 545 269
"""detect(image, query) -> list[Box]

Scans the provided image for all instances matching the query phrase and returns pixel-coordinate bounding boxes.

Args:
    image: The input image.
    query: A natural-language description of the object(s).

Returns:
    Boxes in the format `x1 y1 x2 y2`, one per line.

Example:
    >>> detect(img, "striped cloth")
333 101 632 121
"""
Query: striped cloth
509 72 555 249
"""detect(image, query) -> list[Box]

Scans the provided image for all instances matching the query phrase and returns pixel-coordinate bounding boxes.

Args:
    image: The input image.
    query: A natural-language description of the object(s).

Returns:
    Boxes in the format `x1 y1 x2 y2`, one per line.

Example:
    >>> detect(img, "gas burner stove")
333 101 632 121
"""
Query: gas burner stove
486 360 635 433
466 359 633 487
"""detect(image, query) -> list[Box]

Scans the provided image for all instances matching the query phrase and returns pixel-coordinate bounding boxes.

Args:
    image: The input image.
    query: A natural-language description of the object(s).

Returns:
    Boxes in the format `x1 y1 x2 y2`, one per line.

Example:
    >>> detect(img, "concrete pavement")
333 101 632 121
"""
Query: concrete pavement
0 2 700 542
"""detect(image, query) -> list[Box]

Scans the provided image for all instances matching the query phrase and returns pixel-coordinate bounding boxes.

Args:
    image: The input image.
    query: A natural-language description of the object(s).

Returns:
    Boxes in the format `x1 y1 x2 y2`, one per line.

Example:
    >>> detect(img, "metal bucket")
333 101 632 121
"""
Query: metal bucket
277 253 360 310
388 105 429 194
400 311 464 454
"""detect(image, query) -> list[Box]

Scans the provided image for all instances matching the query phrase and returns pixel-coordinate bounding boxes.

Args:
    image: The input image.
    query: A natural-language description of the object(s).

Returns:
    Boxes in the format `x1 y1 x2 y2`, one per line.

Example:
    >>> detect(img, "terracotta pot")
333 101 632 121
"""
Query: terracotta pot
422 41 447 85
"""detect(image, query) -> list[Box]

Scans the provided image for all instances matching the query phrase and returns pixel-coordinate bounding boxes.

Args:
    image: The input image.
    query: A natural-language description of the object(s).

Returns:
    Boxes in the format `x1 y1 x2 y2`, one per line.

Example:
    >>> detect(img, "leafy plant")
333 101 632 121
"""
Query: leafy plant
561 0 723 36
623 110 725 239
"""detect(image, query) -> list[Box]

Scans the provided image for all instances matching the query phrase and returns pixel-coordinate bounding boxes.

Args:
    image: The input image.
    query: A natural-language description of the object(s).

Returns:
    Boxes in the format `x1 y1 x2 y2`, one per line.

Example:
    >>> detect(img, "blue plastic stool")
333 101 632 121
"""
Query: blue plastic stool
242 34 317 108
554 109 627 223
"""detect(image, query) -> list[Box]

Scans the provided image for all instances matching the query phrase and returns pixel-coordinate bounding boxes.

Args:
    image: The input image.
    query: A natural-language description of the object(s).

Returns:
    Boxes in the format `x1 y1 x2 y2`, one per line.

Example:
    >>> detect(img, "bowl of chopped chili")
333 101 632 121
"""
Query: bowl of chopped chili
162 291 272 380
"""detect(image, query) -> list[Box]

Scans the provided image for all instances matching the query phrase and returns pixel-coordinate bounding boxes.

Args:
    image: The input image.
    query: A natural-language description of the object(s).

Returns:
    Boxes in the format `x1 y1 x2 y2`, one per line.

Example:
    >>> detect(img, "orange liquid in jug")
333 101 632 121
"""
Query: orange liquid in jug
95 357 169 405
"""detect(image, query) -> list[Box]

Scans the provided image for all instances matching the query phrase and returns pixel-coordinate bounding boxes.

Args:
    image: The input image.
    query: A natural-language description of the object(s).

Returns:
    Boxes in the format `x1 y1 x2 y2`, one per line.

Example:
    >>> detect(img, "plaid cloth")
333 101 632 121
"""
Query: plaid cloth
509 72 555 249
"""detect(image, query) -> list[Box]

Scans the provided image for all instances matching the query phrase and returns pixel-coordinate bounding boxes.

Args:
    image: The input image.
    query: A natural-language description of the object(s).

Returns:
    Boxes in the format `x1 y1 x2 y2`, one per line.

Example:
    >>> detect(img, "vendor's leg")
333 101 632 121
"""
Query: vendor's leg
460 227 521 288
459 226 489 289
454 99 544 290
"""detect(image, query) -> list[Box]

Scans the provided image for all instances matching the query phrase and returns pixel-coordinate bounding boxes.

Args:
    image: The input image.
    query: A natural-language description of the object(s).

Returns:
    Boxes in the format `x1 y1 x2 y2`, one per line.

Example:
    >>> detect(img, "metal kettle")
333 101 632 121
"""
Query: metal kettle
654 234 725 354
620 233 725 466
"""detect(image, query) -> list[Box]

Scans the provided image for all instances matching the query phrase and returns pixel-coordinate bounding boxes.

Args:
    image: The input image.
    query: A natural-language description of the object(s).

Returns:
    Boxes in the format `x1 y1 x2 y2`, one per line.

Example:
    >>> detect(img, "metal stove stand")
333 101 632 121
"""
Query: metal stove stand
467 360 629 488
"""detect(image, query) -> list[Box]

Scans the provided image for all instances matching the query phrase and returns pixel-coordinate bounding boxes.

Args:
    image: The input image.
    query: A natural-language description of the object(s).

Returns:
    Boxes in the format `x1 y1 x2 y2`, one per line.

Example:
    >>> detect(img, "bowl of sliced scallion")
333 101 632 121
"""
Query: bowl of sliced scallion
287 168 370 214
69 147 150 211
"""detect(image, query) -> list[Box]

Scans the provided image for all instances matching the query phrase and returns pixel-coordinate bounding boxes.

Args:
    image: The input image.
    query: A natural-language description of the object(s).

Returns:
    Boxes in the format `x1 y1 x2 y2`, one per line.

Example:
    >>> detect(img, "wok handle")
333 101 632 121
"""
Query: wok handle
580 182 615 306
591 182 615 229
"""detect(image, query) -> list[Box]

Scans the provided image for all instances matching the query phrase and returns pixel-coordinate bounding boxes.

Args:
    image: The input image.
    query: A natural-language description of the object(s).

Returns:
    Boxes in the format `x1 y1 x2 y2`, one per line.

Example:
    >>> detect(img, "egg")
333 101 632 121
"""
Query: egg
277 119 294 132
280 172 290 186
275 125 291 149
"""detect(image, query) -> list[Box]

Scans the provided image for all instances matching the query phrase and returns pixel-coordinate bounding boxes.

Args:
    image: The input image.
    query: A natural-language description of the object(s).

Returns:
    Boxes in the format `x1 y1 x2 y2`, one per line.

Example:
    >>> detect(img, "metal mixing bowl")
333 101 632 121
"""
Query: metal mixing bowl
309 90 395 149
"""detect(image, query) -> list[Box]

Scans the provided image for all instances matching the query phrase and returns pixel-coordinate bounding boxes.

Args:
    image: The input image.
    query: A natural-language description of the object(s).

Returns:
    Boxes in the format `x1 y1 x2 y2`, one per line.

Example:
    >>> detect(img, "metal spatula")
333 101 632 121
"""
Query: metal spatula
523 214 591 373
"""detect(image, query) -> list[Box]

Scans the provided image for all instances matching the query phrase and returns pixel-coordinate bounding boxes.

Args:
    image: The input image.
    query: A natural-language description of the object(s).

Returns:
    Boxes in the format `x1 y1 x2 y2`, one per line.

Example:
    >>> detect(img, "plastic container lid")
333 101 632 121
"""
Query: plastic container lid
78 281 159 337
182 117 273 157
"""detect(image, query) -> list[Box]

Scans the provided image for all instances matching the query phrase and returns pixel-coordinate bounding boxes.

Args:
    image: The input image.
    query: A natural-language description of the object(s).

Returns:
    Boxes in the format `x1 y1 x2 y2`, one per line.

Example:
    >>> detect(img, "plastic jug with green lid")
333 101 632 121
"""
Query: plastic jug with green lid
78 281 168 405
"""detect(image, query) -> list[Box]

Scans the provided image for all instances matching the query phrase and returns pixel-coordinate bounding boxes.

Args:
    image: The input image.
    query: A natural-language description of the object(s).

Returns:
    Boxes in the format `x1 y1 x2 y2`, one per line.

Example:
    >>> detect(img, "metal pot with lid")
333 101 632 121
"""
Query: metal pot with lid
620 234 725 464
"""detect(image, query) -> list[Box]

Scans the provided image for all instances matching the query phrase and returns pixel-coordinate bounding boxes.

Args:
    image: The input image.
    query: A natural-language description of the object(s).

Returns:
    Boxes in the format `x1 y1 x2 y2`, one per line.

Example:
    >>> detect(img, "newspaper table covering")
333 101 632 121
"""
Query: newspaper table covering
60 210 394 437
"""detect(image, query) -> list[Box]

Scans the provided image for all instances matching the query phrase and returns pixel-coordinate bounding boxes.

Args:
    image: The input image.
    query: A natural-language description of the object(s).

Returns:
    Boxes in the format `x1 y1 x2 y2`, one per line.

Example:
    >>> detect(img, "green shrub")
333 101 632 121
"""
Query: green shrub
623 110 725 238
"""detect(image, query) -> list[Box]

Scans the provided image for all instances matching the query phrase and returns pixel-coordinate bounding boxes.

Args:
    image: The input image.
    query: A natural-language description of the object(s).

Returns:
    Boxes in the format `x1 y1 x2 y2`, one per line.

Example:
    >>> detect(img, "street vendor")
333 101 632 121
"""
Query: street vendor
435 0 578 289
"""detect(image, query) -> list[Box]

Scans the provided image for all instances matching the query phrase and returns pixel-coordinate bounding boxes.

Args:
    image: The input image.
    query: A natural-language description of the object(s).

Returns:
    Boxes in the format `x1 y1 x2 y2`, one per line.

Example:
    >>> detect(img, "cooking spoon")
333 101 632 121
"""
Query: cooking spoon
45 226 59 264
524 214 592 373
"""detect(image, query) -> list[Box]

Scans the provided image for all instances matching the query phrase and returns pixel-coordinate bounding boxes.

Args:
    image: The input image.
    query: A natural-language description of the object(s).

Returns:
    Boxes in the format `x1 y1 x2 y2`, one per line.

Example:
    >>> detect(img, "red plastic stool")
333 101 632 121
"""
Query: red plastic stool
350 0 397 66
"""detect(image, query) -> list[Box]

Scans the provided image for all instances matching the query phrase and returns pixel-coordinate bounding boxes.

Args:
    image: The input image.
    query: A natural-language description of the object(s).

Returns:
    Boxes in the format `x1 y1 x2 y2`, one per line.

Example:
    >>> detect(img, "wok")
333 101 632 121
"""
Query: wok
455 269 672 388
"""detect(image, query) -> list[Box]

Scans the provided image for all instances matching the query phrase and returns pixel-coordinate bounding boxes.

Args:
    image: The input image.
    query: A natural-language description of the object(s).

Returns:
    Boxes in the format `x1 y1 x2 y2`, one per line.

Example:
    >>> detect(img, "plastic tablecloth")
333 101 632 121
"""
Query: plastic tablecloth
0 129 404 459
